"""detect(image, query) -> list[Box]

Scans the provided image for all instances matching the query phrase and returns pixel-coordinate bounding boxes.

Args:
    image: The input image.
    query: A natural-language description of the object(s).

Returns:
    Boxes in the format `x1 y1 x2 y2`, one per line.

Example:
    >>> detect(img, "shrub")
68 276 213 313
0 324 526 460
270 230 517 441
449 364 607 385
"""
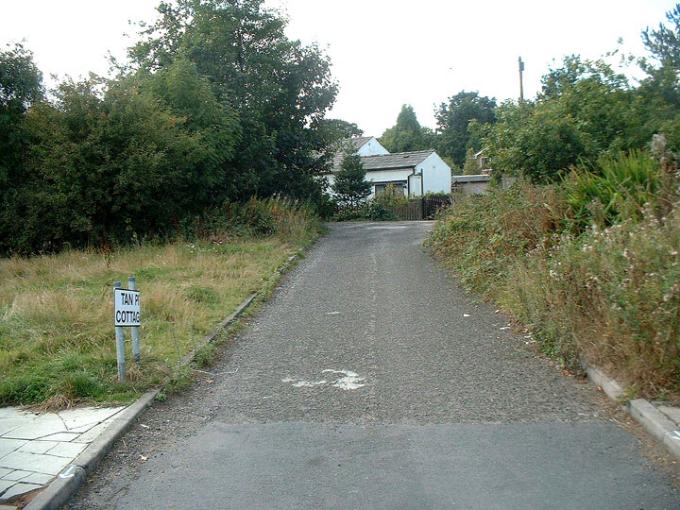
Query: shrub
562 151 662 231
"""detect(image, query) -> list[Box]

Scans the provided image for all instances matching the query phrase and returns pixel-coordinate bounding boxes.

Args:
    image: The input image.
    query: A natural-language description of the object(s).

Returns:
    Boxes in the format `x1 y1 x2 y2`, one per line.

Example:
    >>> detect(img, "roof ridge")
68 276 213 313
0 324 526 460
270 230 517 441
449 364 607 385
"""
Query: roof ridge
362 149 434 158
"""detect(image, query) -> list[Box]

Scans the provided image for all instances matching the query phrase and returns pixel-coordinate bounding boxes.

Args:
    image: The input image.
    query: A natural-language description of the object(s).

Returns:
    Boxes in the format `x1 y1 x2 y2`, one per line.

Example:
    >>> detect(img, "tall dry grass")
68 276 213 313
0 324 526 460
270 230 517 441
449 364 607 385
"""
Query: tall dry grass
428 152 680 396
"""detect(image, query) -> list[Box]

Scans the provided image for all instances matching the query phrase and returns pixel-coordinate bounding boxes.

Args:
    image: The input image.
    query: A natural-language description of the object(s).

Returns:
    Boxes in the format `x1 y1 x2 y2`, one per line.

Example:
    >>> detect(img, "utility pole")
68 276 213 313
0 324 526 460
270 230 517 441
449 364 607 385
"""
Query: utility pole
518 56 525 102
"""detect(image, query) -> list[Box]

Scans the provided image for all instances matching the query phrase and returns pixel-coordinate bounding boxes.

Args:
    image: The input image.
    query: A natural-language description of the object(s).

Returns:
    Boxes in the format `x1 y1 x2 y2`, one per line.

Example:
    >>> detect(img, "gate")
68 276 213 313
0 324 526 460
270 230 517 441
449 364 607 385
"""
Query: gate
383 197 451 221
422 196 452 219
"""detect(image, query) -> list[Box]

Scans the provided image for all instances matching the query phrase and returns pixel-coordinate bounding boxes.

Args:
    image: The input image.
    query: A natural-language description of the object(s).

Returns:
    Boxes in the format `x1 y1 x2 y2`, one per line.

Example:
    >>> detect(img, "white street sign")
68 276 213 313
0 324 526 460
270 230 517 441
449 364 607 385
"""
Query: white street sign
114 288 141 327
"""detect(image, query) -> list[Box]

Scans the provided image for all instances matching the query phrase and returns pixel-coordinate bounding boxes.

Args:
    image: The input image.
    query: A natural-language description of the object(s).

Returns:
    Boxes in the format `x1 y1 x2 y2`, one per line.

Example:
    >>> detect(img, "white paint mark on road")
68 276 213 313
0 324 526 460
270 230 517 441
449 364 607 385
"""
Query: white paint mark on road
463 313 470 318
322 369 366 390
500 326 511 330
281 370 366 390
292 380 327 388
326 311 340 315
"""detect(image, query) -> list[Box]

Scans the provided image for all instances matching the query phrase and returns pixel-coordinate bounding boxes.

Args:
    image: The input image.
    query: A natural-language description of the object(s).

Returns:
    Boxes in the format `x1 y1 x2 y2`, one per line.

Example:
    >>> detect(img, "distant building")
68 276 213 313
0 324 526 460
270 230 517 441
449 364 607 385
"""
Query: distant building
474 148 492 176
326 137 451 198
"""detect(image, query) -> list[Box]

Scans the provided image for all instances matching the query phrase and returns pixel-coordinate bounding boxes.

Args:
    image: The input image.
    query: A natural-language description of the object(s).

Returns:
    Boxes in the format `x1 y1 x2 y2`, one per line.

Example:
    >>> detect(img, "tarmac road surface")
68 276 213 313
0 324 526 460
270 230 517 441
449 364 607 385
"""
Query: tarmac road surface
67 222 680 509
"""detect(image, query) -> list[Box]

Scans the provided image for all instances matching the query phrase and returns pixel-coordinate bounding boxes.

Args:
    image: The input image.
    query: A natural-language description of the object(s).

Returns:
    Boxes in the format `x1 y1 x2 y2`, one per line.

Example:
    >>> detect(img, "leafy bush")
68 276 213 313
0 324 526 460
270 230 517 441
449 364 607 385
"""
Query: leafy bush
562 151 662 230
373 184 409 208
333 197 399 222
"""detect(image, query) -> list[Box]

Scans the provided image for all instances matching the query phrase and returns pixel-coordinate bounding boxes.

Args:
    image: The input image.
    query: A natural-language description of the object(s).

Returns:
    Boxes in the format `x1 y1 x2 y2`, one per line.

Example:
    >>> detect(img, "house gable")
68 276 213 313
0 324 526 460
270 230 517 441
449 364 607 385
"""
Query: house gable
354 137 389 157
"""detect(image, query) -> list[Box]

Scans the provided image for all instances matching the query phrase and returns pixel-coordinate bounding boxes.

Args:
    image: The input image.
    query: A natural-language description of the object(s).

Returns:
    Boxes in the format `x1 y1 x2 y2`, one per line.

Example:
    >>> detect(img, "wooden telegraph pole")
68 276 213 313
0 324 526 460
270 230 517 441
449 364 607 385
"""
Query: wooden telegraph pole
518 56 525 102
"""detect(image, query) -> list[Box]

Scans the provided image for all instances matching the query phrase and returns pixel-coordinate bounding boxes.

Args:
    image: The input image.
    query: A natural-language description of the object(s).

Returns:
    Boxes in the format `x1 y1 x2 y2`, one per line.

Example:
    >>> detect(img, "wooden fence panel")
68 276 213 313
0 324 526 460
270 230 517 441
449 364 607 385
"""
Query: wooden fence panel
422 197 452 219
387 200 423 221
383 197 451 221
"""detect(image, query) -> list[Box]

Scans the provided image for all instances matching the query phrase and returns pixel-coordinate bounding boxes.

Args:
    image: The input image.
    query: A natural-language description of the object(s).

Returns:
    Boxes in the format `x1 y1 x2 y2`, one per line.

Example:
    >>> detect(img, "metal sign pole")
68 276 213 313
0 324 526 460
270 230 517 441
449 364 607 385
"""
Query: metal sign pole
114 281 126 383
128 275 141 364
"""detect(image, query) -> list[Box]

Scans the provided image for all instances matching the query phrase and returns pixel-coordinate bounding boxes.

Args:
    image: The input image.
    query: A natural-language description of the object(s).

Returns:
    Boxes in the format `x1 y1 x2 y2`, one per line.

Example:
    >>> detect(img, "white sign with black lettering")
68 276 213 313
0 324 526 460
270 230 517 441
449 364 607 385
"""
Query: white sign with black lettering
114 288 141 327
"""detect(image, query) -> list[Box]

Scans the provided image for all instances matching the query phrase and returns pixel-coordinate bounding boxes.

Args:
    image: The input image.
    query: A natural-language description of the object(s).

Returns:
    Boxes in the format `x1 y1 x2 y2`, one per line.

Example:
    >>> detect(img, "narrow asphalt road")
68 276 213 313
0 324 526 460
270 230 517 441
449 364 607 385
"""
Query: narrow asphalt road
68 222 680 509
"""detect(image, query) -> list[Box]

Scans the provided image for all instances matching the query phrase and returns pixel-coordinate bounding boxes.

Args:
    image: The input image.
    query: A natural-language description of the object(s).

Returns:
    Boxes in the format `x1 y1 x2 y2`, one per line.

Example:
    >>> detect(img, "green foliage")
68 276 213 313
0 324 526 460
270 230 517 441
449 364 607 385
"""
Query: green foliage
0 43 43 217
380 104 434 152
482 51 680 183
462 148 479 175
0 1 339 255
0 74 216 254
562 151 662 230
332 153 372 208
435 91 496 166
130 0 338 201
373 184 409 207
428 183 566 296
642 4 680 68
332 201 396 222
0 43 42 109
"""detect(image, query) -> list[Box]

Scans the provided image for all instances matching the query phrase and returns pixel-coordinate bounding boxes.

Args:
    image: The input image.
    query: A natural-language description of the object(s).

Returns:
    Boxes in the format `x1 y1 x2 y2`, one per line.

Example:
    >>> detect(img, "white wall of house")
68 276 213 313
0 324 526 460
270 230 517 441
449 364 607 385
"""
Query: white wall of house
415 152 452 194
357 138 389 157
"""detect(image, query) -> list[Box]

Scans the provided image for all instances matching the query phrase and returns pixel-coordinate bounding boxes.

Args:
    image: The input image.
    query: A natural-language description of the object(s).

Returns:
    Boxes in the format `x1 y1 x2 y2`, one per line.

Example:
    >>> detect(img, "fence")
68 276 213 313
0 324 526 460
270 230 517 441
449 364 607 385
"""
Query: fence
385 196 452 221
389 200 423 220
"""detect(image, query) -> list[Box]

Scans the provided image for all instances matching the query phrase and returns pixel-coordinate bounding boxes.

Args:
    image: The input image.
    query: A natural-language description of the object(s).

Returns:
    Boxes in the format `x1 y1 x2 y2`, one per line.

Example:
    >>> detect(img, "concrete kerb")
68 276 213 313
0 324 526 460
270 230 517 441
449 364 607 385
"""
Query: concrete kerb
22 392 158 510
23 253 302 510
583 361 680 462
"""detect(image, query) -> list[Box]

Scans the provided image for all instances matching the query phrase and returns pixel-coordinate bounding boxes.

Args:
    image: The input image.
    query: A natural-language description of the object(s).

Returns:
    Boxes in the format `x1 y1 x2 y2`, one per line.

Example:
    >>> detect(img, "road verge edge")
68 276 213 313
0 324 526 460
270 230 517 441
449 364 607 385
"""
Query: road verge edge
583 362 680 462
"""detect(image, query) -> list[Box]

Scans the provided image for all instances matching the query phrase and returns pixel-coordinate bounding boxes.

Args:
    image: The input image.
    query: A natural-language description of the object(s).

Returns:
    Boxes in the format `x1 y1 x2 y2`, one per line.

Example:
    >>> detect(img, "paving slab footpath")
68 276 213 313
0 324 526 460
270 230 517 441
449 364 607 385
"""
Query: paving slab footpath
0 406 125 505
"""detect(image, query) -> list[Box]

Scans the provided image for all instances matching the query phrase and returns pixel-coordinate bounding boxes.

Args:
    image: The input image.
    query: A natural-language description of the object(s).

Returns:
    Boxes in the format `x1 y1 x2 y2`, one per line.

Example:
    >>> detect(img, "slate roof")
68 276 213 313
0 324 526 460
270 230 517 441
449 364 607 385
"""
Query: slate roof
360 150 434 171
329 136 374 171
351 136 373 150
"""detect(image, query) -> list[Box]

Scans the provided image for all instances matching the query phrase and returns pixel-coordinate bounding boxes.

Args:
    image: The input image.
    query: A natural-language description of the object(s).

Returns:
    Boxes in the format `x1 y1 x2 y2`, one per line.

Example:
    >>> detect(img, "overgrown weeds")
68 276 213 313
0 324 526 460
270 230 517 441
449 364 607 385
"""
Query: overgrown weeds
428 150 680 396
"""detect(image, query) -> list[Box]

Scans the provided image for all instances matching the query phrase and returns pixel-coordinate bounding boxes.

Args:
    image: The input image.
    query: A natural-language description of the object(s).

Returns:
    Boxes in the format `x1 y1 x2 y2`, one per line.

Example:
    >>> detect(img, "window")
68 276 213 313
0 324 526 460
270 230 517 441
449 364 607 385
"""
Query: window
374 183 405 196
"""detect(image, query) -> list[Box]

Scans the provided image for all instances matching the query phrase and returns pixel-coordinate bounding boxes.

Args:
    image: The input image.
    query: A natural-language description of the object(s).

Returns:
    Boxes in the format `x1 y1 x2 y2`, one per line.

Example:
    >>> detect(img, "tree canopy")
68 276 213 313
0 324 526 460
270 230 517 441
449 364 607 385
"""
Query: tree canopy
435 91 496 166
475 1 680 184
379 104 433 153
0 0 343 254
643 4 680 68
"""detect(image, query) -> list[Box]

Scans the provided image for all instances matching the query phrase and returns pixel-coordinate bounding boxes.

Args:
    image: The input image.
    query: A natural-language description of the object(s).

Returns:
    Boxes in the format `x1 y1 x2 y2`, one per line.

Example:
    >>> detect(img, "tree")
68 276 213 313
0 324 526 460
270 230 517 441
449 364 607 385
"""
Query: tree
0 43 43 206
0 72 219 254
129 0 338 202
435 91 496 166
332 152 371 208
462 148 479 175
317 118 363 141
380 104 433 152
643 3 680 68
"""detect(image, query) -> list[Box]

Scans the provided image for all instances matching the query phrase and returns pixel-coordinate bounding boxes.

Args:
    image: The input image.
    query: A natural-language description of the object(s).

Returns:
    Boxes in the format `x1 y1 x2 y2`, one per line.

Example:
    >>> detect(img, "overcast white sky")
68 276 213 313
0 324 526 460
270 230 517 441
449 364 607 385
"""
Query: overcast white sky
1 0 677 135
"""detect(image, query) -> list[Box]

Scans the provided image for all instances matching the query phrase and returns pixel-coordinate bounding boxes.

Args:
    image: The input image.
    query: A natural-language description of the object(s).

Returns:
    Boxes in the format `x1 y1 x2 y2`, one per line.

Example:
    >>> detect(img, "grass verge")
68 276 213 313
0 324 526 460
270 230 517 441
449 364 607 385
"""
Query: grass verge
0 199 320 408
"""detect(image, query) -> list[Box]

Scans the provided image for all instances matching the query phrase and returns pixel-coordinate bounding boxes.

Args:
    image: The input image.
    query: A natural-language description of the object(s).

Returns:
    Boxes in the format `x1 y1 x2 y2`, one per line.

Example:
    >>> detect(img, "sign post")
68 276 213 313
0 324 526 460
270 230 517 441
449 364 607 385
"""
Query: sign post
113 281 126 383
128 276 141 364
113 277 142 383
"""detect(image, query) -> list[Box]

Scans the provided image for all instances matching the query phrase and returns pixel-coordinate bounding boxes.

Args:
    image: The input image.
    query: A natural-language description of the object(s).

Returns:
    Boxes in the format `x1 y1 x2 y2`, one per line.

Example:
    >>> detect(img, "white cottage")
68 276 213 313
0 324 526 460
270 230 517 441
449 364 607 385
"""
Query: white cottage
326 136 451 198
